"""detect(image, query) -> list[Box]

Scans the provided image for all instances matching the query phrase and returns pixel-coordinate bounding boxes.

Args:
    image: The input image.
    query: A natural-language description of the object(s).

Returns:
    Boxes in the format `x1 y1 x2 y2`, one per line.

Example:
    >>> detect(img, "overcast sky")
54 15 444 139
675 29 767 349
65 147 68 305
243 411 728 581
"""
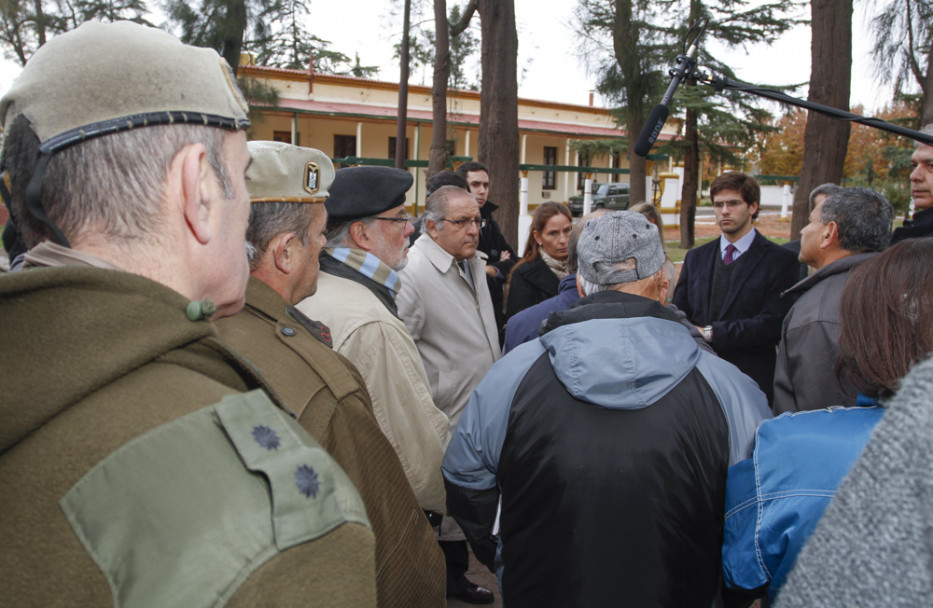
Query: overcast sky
0 1 891 116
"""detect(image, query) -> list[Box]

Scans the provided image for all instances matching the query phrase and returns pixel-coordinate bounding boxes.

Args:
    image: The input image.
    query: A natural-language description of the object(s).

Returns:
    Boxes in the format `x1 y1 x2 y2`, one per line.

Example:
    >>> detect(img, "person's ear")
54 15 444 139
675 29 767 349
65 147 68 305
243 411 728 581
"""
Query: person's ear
180 143 213 245
424 218 441 240
349 221 375 252
271 232 298 274
821 221 840 249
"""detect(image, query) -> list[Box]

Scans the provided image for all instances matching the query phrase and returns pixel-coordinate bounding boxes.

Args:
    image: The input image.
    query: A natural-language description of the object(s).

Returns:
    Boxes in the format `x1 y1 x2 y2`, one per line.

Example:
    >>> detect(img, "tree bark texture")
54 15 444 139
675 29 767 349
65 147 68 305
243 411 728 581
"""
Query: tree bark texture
612 0 648 205
428 0 451 179
680 107 699 249
477 0 520 245
395 0 411 170
790 0 852 239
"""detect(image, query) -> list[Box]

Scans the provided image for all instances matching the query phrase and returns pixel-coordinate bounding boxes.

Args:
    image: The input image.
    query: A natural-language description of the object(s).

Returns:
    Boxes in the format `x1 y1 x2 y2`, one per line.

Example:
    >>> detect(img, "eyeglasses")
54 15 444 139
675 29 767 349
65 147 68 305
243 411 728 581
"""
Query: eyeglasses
443 217 486 229
373 215 413 225
712 200 747 209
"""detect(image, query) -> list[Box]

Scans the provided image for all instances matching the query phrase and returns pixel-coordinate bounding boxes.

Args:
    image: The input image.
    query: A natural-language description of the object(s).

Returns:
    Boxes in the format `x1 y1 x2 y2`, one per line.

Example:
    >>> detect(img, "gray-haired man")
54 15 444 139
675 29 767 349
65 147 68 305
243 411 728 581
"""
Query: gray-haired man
773 187 894 414
443 211 769 607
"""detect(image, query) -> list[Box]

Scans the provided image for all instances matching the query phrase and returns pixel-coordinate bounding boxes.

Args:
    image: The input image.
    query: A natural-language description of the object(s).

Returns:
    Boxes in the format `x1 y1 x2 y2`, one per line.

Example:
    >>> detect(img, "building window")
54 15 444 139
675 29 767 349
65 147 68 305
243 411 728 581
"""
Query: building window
273 130 298 145
543 146 557 190
577 152 590 190
334 135 356 159
446 140 456 156
388 137 409 160
611 152 621 183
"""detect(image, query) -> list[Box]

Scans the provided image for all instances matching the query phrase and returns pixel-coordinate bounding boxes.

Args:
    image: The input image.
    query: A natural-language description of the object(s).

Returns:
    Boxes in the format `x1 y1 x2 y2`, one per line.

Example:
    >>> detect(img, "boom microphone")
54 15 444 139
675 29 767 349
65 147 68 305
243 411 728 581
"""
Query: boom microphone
634 19 707 157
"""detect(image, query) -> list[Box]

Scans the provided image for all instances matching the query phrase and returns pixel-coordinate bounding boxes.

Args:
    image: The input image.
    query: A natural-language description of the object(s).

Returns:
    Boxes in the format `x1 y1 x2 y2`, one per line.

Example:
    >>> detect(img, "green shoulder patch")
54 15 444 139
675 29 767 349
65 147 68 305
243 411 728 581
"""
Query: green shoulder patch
60 389 370 608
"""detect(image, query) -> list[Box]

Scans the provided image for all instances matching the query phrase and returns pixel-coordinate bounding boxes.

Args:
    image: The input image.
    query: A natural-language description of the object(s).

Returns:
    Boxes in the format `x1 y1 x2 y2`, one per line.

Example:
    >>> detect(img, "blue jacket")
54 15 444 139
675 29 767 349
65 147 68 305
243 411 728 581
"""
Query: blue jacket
502 273 580 354
722 406 884 602
444 291 771 607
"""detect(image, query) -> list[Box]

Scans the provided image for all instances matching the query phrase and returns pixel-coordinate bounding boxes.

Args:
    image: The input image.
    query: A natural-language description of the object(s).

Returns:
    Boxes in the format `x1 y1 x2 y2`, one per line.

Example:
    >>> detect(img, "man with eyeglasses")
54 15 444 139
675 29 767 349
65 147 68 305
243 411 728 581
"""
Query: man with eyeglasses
673 171 799 404
397 185 501 605
296 165 451 538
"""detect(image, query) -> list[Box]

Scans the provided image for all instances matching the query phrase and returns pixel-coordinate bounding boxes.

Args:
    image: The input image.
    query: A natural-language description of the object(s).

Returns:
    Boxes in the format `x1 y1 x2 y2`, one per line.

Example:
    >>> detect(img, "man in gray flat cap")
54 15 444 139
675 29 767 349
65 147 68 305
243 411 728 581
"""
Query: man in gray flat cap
0 23 376 606
443 210 770 607
216 144 445 608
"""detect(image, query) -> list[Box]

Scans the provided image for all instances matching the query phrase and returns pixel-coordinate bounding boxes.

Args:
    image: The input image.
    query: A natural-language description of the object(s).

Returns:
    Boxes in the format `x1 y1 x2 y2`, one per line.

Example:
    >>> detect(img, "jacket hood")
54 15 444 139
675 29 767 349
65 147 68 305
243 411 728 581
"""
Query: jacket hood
0 267 253 454
538 291 701 409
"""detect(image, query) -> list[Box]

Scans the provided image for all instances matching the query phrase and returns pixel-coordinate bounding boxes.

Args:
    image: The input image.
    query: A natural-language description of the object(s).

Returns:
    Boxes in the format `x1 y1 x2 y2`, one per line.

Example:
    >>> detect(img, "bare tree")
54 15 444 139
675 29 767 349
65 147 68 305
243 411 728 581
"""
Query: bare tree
427 0 478 178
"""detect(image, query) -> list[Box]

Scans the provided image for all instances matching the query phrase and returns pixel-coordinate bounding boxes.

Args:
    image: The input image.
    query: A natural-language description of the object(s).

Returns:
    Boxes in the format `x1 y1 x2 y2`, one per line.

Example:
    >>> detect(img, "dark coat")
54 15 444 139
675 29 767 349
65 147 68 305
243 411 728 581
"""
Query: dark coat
506 256 561 321
672 231 800 403
891 206 933 244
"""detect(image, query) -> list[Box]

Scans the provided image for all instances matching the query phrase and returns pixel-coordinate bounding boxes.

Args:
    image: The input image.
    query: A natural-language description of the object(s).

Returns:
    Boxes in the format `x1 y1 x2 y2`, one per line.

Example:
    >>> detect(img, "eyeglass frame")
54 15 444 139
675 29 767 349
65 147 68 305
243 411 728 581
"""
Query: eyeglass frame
371 214 414 225
442 217 486 229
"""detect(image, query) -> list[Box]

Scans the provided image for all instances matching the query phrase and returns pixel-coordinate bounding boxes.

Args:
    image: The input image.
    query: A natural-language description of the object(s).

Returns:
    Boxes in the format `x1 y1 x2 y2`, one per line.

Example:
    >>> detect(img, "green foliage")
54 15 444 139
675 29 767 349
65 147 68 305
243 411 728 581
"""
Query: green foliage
164 0 375 76
870 0 932 101
0 0 151 65
570 138 628 158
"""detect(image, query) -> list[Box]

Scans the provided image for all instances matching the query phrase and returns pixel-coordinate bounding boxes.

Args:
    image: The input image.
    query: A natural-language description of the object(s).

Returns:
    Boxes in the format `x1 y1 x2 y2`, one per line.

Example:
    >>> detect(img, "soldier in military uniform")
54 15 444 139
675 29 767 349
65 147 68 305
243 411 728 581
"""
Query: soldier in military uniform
0 22 376 607
215 141 446 608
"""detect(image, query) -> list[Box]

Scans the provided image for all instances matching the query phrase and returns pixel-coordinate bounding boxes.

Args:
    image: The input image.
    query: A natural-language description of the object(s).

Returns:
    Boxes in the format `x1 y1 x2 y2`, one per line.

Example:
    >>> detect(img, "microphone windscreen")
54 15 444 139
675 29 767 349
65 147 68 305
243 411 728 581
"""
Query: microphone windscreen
634 104 669 157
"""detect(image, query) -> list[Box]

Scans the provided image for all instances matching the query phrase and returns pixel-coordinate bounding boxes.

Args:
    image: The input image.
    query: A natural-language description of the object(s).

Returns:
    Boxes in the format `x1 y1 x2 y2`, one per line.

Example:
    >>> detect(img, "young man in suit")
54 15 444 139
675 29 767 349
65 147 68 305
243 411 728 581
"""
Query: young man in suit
672 172 800 404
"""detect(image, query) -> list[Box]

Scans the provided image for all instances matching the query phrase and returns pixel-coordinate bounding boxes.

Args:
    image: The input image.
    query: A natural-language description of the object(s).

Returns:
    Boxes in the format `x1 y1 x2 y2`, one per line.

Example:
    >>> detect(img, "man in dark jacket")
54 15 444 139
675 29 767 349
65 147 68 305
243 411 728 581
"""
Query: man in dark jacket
772 187 893 414
673 172 800 403
456 161 516 340
891 123 933 243
443 211 770 607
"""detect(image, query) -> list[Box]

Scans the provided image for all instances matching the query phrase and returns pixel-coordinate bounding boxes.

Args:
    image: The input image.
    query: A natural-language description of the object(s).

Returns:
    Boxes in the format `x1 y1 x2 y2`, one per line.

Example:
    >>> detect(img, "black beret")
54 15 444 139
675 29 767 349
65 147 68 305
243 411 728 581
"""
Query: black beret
325 166 414 222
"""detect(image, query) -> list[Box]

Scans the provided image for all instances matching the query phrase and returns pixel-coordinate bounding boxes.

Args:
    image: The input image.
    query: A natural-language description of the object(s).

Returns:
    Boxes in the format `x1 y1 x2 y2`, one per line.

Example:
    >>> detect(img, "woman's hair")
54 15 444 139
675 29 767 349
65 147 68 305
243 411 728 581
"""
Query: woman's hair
629 201 664 240
836 238 933 400
516 201 572 266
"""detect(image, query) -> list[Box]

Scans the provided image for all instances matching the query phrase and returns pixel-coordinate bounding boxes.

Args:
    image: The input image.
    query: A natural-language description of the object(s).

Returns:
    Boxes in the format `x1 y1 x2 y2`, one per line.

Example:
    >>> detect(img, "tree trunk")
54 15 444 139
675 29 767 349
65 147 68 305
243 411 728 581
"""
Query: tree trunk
921 42 933 125
220 0 247 75
428 0 451 179
790 0 852 239
395 0 411 170
680 107 699 249
613 0 647 205
477 0 519 245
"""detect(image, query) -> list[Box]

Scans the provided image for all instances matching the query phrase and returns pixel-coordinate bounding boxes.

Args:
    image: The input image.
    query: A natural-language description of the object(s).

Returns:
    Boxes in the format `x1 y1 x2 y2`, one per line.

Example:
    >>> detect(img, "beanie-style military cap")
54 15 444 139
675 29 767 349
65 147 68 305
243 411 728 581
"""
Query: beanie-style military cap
325 166 413 222
246 141 335 203
0 21 251 248
0 21 249 155
577 211 665 285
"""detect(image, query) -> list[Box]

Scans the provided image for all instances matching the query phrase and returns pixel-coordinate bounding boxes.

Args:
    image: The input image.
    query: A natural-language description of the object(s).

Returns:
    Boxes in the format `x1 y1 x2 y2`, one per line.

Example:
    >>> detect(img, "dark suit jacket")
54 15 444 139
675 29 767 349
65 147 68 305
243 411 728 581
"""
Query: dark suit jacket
672 231 800 403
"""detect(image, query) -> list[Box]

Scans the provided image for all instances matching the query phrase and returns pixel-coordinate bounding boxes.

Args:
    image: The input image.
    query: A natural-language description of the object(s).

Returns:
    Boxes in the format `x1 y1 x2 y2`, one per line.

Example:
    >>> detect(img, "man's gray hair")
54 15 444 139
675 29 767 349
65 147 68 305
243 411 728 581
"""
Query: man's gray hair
422 185 475 230
578 266 634 296
808 183 843 211
3 115 233 248
246 202 319 270
819 187 893 253
325 216 377 248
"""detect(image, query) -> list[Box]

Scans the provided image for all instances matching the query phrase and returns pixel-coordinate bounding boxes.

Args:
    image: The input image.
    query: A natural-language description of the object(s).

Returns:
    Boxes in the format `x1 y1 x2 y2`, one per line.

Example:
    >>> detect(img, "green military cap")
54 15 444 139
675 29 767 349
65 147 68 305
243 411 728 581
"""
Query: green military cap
246 141 335 204
0 20 250 156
